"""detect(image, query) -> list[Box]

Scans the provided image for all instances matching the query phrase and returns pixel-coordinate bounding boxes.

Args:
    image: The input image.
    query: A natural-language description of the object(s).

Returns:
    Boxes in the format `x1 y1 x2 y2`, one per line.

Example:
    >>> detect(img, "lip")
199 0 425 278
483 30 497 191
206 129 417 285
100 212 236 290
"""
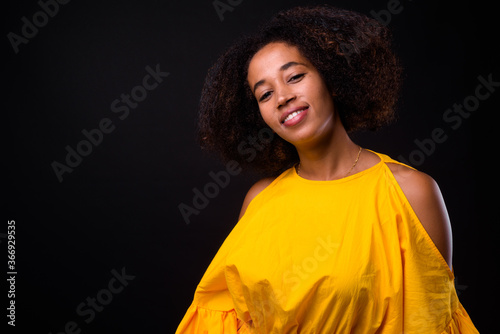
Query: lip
280 106 309 127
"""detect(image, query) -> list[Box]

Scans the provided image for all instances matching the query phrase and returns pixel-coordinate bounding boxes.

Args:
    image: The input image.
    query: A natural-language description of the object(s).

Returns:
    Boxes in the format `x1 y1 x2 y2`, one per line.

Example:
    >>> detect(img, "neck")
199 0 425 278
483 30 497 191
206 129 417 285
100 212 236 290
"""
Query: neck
294 116 360 181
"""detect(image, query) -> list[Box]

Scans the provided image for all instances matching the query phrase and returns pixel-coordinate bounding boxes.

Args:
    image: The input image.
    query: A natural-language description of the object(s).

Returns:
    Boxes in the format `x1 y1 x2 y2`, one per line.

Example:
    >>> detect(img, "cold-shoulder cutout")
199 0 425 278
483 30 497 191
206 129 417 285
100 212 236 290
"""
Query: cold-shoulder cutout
177 150 478 333
238 177 276 220
386 162 453 269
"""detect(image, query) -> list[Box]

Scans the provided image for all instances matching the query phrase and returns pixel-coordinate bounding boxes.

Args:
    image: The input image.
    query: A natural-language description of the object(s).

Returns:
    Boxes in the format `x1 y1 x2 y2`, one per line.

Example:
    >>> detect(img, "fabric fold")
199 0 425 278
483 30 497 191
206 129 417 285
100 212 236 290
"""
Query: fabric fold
175 302 238 334
175 151 479 333
443 302 479 334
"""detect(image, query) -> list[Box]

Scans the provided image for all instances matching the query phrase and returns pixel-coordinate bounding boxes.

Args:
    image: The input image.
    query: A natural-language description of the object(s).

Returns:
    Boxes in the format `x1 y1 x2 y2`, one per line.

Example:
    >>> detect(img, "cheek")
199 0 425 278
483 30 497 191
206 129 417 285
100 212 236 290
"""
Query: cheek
258 105 277 128
311 86 335 114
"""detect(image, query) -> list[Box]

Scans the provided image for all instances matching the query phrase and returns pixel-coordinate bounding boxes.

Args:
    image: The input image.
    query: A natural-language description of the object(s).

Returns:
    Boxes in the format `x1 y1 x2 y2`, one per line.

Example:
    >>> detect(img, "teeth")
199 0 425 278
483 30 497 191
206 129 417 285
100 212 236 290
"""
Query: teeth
284 110 304 123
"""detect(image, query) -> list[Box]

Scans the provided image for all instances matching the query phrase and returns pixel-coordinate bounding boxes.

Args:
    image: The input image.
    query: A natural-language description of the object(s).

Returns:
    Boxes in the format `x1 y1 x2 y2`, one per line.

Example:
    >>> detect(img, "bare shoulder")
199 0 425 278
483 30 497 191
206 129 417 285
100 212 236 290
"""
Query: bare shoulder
386 163 453 269
238 177 276 220
386 164 445 213
386 163 437 198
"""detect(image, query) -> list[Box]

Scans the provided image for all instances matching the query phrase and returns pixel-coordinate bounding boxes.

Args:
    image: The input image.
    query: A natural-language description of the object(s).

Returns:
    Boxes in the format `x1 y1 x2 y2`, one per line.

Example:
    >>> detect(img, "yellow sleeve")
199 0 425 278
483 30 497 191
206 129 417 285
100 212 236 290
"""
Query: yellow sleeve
442 302 479 334
175 302 239 334
175 218 251 334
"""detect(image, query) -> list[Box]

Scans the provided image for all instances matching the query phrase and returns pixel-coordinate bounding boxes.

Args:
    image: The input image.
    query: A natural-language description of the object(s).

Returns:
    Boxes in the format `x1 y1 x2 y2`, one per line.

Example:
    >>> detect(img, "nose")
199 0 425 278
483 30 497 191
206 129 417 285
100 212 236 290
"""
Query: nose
276 87 296 109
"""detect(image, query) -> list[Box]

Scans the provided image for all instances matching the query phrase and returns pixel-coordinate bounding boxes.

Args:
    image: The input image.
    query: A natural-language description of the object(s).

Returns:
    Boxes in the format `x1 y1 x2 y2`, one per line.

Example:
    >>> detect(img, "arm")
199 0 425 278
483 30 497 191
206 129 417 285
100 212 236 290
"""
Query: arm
238 177 275 220
388 163 453 270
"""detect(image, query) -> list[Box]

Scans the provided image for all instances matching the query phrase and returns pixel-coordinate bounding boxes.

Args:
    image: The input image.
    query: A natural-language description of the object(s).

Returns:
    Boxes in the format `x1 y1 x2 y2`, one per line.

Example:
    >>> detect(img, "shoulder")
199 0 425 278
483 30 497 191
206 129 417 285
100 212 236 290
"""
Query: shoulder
386 163 436 199
386 163 453 269
386 163 443 212
238 177 276 220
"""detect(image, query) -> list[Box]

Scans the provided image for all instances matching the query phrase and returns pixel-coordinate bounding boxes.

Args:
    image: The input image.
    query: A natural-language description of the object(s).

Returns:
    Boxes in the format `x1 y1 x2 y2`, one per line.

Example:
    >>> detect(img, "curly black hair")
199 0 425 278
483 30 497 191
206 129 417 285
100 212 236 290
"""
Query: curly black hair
198 5 402 176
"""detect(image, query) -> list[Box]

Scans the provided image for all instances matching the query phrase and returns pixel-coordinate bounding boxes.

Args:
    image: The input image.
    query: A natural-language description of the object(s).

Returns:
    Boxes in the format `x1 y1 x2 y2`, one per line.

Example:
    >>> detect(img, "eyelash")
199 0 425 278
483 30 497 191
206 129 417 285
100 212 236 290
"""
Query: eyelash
289 73 305 82
258 73 306 102
259 92 272 102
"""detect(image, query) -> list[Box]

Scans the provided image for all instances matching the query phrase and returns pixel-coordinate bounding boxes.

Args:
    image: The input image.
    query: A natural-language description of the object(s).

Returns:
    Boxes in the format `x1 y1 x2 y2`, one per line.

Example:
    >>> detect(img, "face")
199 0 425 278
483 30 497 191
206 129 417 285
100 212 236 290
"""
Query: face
247 42 338 147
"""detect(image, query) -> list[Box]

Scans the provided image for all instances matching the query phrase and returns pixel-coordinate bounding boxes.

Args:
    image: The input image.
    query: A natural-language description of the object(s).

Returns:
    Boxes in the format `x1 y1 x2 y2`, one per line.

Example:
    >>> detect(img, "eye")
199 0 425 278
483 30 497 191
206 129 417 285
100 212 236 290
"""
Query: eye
288 73 305 83
259 91 272 102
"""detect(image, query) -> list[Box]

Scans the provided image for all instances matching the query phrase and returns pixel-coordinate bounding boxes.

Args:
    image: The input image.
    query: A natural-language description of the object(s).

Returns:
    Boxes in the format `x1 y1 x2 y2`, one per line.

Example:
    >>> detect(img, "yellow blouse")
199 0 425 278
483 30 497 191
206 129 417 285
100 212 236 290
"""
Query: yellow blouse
176 151 478 333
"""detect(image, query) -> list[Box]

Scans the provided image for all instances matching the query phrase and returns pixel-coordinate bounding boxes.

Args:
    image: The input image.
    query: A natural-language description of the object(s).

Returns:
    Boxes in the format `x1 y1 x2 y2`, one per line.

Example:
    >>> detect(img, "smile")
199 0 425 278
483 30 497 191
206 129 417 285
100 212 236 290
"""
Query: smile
283 110 304 123
281 107 309 126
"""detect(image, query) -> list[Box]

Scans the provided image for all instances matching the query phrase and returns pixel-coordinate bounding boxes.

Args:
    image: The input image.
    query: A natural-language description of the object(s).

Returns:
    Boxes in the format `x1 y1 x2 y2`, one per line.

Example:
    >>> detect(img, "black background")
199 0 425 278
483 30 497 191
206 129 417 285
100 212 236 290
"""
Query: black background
5 0 498 332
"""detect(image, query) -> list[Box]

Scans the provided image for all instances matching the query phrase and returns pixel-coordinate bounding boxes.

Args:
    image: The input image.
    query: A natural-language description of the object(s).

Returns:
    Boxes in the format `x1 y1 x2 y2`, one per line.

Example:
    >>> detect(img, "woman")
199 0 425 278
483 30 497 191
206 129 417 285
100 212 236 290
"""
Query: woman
176 5 478 333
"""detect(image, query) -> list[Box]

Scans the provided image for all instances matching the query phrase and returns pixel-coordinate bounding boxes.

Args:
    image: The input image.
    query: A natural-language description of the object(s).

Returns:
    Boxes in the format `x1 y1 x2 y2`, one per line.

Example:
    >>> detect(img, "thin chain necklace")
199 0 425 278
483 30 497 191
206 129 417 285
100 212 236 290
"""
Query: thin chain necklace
296 146 363 179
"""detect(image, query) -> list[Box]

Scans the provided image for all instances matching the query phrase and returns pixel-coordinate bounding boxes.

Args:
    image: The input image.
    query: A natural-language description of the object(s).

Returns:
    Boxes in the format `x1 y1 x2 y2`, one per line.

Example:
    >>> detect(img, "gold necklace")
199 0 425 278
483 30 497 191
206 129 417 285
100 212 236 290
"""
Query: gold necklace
296 146 363 178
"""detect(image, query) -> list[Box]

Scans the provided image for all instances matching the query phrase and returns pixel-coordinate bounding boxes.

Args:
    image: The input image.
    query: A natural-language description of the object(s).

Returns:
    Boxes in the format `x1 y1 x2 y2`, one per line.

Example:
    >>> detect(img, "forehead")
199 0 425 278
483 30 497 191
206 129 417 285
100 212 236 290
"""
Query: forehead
247 42 309 81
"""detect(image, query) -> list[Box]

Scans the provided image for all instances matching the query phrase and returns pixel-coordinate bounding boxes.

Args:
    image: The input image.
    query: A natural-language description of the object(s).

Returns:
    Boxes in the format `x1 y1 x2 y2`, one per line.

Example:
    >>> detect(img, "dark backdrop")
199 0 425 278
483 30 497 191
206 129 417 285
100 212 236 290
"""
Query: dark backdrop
5 0 497 332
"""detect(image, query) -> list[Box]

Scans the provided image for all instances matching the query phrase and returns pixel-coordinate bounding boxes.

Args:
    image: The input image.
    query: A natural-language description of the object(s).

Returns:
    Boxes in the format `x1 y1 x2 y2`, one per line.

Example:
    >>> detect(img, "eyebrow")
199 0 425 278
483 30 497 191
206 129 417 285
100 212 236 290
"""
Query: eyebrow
252 61 305 94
